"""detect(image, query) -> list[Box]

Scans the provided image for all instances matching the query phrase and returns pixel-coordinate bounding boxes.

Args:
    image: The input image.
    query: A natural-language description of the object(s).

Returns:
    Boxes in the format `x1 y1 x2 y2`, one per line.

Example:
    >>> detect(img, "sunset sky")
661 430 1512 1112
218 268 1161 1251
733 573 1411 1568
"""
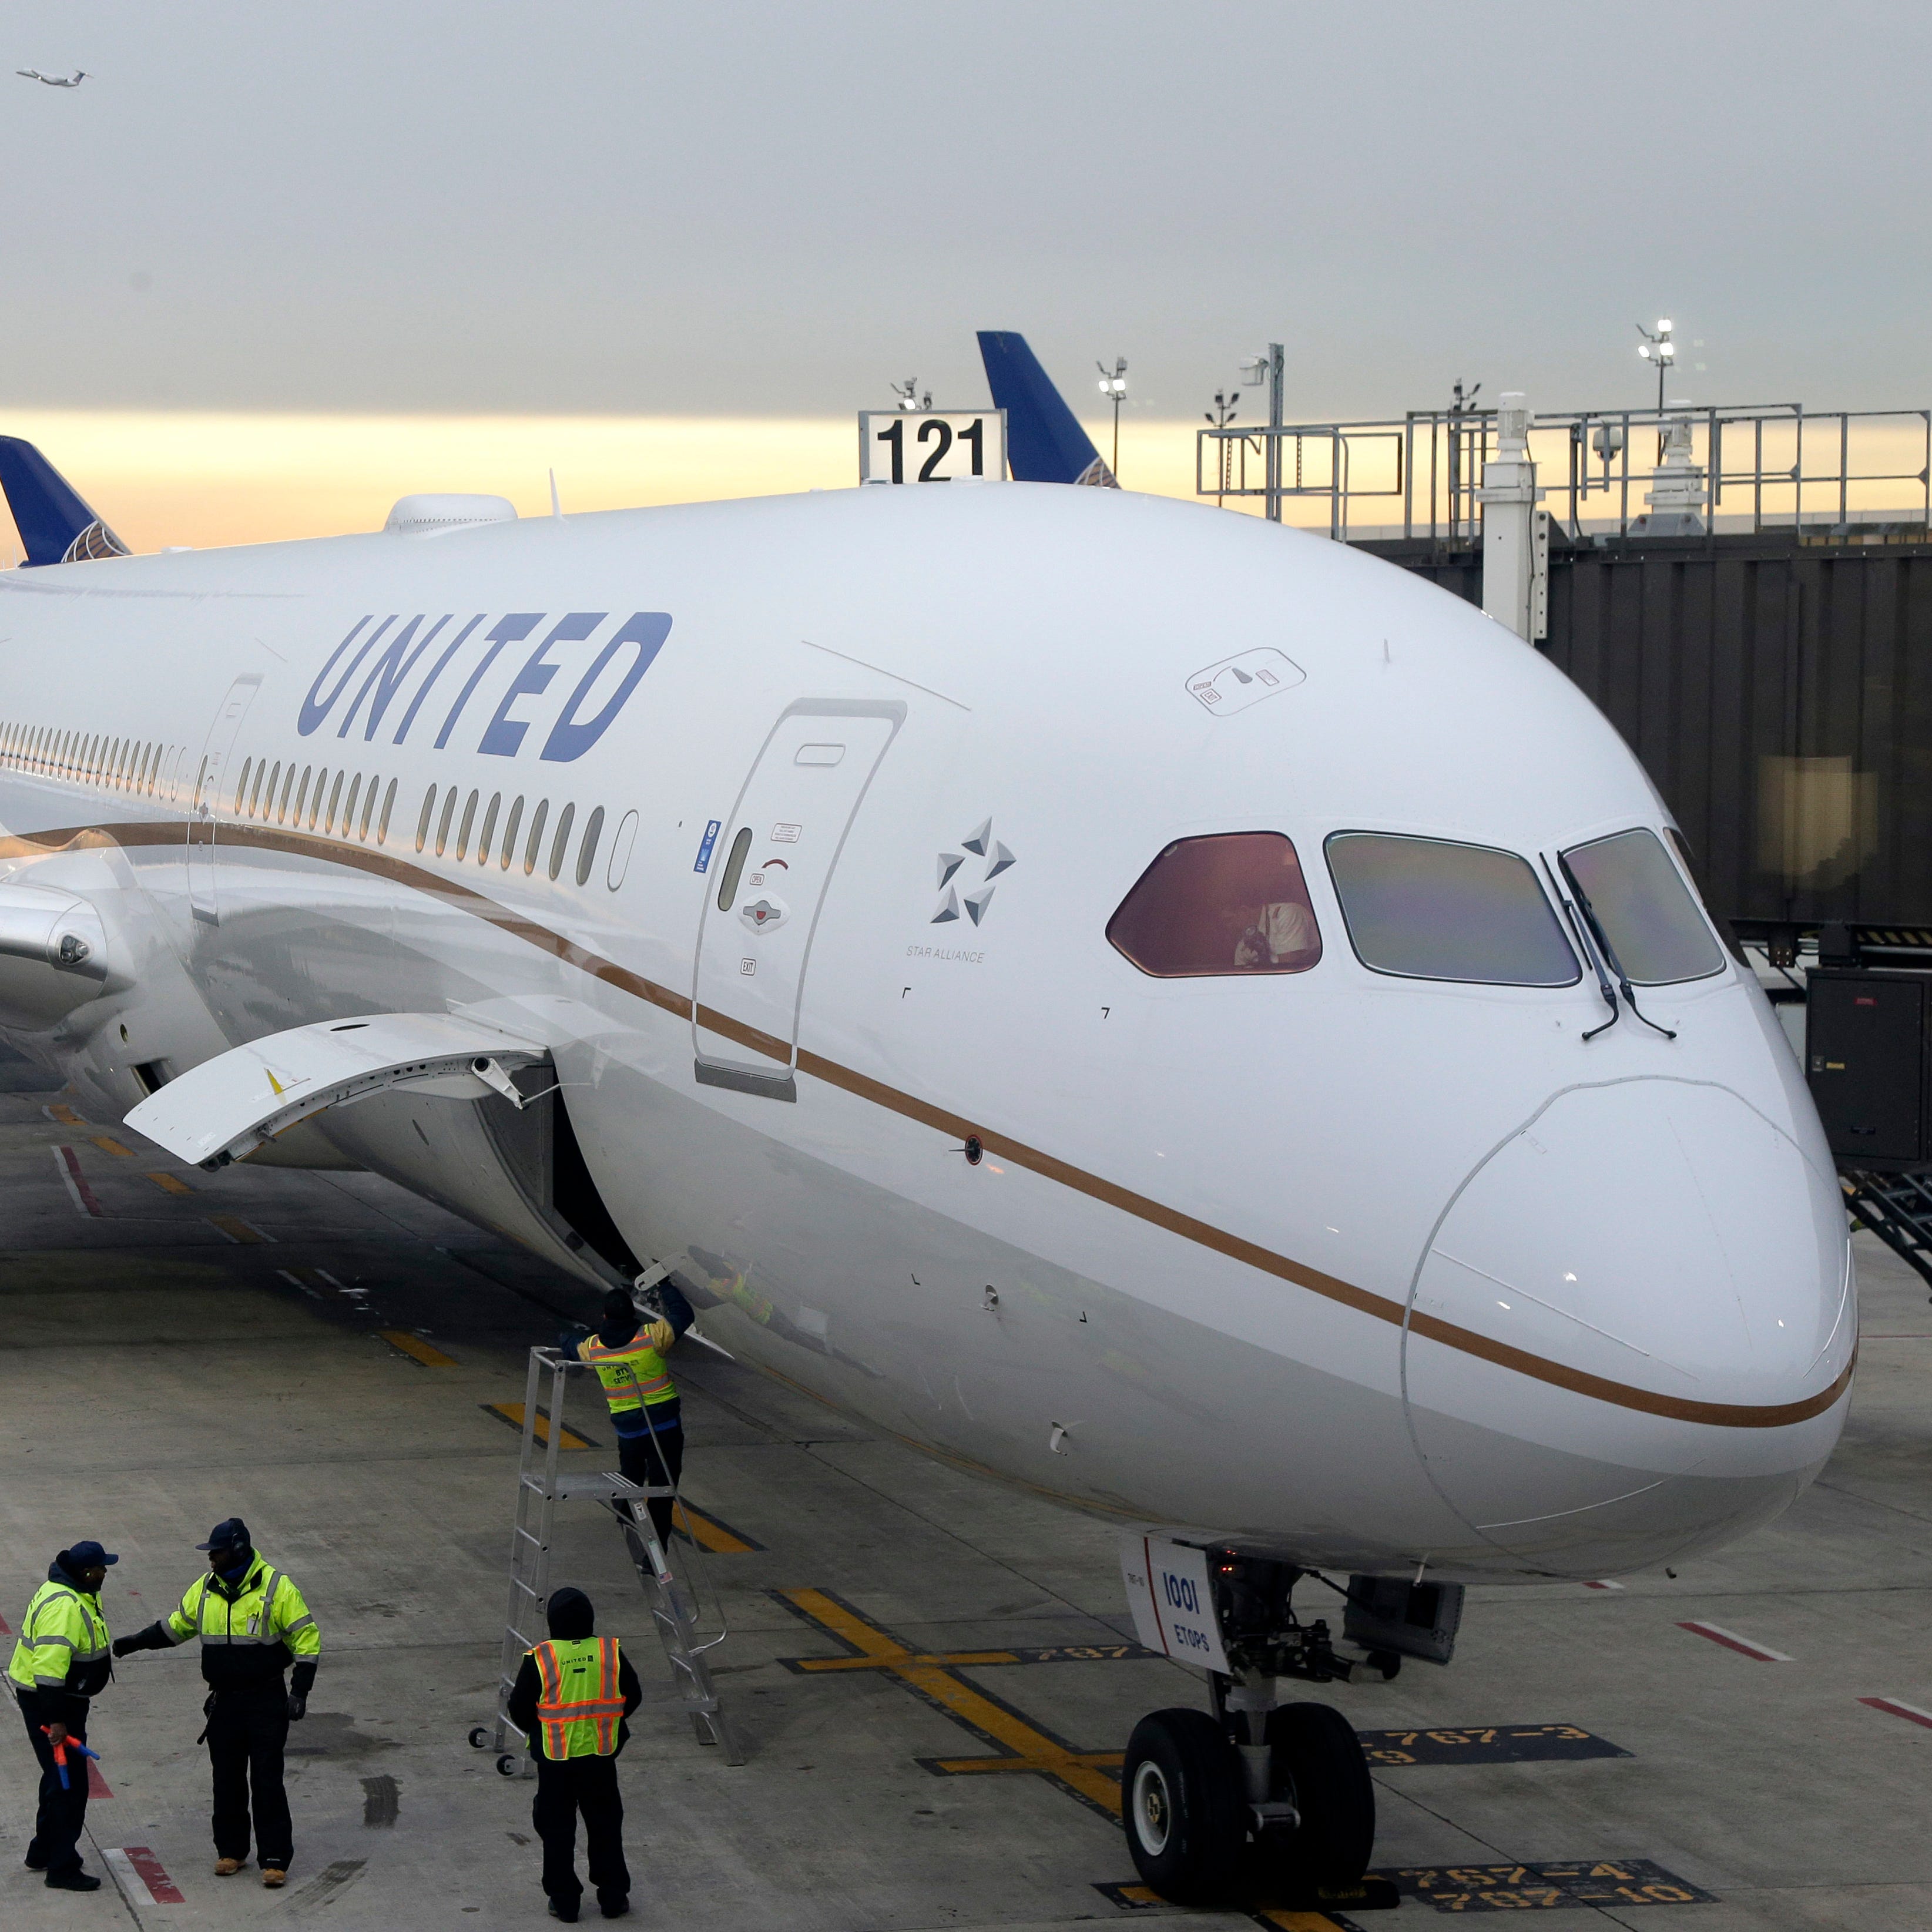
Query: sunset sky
1 2 1926 550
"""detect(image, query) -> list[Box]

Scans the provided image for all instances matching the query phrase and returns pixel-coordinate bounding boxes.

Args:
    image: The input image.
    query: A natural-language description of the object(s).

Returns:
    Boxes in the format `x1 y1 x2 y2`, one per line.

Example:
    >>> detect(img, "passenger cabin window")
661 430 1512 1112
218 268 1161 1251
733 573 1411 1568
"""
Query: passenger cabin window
1325 832 1579 987
575 806 605 887
1106 833 1322 978
1561 829 1723 985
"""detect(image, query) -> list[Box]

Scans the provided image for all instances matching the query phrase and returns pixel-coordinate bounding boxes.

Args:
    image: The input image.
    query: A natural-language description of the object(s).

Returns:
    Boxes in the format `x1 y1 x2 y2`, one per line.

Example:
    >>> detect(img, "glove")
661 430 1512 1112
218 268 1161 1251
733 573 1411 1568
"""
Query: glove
287 1659 316 1722
112 1622 170 1658
286 1692 306 1721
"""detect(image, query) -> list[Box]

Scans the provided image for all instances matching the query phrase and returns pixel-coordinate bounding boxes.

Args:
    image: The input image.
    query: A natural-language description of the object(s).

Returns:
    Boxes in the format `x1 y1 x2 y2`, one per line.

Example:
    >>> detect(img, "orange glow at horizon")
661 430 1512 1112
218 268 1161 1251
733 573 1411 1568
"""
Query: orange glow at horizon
0 410 1284 556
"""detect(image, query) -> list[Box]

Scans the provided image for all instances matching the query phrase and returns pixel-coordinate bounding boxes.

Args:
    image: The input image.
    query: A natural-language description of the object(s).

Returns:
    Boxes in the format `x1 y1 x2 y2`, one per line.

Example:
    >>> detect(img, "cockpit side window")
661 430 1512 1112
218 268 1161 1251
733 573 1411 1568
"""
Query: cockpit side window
1560 828 1723 985
1325 832 1580 987
1107 833 1322 978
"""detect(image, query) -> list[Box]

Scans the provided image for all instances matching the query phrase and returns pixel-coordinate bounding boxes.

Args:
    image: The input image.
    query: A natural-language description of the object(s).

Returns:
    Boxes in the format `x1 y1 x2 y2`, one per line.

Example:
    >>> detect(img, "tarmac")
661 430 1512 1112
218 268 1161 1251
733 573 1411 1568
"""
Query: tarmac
2 1034 1930 1931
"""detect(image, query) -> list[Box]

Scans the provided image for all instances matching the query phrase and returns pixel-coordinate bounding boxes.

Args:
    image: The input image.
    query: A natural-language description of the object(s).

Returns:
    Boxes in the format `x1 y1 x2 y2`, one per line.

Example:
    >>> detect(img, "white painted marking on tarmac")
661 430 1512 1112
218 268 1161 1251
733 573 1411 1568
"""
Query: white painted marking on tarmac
1584 1579 1625 1591
1678 1619 1793 1662
102 1844 186 1904
1860 1696 1932 1729
52 1144 103 1216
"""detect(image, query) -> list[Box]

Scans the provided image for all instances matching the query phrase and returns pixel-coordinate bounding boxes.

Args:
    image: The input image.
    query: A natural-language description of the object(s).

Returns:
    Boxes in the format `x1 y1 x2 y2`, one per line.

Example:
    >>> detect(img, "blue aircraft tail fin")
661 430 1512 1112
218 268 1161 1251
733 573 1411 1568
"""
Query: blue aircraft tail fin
976 331 1118 487
0 437 129 566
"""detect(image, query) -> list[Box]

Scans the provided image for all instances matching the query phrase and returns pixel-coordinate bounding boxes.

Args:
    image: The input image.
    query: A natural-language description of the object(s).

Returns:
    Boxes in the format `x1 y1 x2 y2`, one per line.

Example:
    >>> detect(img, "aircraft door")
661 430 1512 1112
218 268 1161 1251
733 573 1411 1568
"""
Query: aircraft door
692 699 905 1100
187 674 262 925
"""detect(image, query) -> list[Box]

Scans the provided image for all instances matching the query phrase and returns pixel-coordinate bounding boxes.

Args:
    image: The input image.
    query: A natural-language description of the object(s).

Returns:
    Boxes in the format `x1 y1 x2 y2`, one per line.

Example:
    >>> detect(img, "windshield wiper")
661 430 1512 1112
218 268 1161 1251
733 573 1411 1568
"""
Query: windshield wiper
1542 856 1621 1040
1557 855 1678 1041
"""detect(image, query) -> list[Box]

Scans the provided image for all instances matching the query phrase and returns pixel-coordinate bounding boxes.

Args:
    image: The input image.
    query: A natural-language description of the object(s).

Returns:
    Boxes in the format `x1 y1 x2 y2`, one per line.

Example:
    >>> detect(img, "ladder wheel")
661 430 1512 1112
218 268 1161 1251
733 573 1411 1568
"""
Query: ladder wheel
467 1727 491 1750
496 1754 521 1777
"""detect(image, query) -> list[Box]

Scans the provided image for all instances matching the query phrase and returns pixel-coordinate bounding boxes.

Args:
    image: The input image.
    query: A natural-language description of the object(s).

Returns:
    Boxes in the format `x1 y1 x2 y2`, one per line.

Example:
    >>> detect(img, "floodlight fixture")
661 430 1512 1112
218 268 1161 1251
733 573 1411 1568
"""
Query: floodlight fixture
1096 356 1128 477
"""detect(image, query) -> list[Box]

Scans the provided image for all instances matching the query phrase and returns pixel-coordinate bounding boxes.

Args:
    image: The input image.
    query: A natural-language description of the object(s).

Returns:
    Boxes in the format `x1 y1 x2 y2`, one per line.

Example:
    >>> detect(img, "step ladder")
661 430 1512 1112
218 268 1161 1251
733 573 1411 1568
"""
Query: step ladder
1842 1170 1932 1297
472 1346 744 1776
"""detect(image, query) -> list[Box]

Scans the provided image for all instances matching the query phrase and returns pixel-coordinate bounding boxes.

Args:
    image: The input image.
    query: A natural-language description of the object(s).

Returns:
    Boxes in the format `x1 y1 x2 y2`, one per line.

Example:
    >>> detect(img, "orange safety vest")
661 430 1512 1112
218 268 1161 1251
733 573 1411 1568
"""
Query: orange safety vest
530 1636 625 1758
578 1326 676 1416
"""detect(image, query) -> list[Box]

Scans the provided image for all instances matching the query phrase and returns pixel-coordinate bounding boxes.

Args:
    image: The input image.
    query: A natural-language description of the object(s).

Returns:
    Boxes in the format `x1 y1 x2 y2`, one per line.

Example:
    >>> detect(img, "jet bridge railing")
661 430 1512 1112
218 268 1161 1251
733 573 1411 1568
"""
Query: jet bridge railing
1198 404 1932 542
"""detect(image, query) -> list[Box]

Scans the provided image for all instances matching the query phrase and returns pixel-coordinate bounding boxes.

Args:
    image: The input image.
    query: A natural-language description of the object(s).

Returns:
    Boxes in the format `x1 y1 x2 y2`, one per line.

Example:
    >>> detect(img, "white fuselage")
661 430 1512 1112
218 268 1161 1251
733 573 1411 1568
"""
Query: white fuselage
0 483 1854 1582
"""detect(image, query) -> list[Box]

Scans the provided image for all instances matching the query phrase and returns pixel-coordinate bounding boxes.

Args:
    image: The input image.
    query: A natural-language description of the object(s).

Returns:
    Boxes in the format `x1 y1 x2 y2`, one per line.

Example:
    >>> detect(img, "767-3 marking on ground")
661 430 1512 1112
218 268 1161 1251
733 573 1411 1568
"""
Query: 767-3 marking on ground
777 1587 1128 1819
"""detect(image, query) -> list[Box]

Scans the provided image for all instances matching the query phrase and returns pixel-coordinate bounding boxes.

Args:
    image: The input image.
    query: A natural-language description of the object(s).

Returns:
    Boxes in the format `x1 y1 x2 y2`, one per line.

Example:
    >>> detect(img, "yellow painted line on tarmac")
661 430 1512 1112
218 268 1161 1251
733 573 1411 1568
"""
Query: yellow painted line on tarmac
672 1502 762 1554
482 1402 598 1451
205 1213 274 1244
43 1103 83 1125
90 1136 133 1156
379 1330 457 1367
781 1588 1124 1817
145 1172 193 1195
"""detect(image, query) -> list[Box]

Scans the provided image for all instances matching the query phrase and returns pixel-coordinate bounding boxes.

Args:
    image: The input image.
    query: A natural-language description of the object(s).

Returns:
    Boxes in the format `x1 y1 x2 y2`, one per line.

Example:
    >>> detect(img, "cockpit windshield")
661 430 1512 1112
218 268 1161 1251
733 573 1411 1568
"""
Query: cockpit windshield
1107 833 1322 977
1324 832 1580 987
1559 829 1722 985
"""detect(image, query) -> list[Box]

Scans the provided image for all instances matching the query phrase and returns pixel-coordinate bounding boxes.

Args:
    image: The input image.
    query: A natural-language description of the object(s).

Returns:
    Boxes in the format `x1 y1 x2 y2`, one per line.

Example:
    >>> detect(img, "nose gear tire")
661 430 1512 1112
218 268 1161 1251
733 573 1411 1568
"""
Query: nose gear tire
1121 1708 1247 1905
1263 1701 1375 1888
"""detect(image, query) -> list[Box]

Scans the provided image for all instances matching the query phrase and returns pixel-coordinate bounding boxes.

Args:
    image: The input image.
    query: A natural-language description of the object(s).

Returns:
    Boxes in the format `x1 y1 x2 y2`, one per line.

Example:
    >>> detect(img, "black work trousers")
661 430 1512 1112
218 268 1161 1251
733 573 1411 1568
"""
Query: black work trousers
617 1424 684 1546
206 1683 292 1870
532 1750 629 1906
19 1700 89 1875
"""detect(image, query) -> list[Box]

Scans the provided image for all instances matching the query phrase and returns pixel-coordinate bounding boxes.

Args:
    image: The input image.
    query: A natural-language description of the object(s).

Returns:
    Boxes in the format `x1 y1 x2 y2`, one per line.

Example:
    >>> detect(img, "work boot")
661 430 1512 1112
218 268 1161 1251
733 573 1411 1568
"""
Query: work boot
23 1846 46 1871
599 1891 630 1918
547 1898 581 1923
263 1869 288 1888
214 1857 244 1876
45 1869 102 1891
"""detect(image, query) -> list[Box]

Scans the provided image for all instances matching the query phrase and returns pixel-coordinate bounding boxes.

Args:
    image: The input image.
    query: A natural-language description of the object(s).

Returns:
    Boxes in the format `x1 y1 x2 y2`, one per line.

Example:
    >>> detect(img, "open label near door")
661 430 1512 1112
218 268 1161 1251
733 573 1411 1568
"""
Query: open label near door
692 699 904 1100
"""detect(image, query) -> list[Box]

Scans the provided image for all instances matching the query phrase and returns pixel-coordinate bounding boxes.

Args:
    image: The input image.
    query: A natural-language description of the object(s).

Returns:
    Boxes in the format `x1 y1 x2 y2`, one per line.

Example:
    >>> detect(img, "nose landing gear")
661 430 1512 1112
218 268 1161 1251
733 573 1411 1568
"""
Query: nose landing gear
1119 1551 1395 1910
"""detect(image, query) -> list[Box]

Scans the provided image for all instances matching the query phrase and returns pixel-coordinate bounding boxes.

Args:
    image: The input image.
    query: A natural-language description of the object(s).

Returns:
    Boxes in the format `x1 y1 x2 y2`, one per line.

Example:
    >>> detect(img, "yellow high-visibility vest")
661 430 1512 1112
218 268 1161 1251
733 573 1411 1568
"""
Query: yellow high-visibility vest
530 1637 625 1757
163 1555 320 1659
576 1323 676 1417
6 1582 110 1695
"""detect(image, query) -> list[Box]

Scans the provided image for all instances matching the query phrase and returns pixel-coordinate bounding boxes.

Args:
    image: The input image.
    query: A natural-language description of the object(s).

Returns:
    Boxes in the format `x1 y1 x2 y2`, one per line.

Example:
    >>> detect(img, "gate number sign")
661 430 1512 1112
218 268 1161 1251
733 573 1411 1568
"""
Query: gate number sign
858 411 1007 485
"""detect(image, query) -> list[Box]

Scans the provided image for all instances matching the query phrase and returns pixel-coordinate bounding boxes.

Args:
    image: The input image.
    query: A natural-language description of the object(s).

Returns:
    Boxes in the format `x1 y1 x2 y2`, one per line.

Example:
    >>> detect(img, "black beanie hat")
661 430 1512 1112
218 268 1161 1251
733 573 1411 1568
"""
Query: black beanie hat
598 1289 639 1346
546 1587 595 1641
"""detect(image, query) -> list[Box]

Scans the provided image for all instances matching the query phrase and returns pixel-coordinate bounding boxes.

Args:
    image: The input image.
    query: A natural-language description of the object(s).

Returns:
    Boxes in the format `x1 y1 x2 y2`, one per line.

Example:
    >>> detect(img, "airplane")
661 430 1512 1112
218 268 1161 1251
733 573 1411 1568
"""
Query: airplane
15 69 89 87
0 340 1852 1906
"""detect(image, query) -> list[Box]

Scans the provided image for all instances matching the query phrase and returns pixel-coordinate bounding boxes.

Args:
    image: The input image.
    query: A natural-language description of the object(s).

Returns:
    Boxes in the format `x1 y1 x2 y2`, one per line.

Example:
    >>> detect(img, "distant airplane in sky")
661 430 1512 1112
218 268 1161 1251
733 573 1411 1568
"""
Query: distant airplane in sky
16 69 88 88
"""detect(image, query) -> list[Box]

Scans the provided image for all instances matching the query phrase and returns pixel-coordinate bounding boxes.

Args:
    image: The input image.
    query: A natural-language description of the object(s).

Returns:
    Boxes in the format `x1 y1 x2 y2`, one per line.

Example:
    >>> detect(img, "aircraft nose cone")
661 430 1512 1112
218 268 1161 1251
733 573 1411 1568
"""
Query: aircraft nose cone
1403 1079 1853 1574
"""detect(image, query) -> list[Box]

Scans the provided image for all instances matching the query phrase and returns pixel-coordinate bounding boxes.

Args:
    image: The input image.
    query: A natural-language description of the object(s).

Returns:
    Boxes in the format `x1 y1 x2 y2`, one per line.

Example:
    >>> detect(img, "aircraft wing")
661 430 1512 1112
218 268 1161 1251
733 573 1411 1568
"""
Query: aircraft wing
124 1011 551 1170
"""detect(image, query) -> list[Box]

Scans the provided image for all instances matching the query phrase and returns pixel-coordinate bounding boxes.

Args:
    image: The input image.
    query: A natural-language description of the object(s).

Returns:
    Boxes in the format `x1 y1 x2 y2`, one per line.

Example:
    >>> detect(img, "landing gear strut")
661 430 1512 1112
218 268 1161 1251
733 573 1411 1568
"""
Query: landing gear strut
1121 1551 1389 1908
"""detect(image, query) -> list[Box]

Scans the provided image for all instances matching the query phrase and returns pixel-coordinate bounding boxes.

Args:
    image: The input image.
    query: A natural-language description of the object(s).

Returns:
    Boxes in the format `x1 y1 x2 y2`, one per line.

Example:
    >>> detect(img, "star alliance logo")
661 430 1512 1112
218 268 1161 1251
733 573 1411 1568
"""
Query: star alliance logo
932 818 1015 926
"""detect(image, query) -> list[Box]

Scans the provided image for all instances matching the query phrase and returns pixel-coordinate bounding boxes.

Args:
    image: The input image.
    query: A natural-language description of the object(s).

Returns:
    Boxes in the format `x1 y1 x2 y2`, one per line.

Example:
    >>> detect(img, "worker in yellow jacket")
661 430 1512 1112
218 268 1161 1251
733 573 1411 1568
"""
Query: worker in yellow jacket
8 1540 118 1893
507 1587 643 1922
565 1284 695 1545
113 1518 320 1887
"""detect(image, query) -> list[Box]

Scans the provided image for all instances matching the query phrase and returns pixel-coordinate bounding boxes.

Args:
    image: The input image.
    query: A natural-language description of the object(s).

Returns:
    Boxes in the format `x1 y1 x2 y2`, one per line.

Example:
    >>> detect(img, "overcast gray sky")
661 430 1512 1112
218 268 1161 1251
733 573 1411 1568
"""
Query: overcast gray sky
4 1 1928 422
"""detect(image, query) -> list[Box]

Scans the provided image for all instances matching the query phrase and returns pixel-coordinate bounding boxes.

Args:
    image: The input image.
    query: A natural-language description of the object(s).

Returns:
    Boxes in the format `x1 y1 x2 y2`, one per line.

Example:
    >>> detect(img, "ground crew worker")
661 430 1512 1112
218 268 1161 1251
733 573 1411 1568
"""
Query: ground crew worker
566 1284 695 1545
8 1541 118 1893
507 1586 642 1921
112 1518 319 1887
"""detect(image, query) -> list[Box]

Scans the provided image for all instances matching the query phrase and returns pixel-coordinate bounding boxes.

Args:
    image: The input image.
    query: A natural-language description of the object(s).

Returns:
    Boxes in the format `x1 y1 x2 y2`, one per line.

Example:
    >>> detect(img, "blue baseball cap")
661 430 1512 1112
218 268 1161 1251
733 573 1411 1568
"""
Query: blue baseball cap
64 1542 118 1568
195 1518 250 1553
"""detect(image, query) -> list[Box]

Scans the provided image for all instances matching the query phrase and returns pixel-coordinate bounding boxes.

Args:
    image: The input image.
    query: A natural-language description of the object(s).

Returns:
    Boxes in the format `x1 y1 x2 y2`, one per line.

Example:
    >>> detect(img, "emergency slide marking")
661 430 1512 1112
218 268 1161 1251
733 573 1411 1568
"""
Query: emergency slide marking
2 816 1856 1433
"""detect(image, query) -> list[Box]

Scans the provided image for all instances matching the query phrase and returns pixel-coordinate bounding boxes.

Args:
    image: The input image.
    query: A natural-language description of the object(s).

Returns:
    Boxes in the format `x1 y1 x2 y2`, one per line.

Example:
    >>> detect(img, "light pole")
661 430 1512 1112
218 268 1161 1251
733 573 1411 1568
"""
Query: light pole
1635 319 1675 412
1240 346 1286 521
1204 389 1239 506
1096 358 1127 479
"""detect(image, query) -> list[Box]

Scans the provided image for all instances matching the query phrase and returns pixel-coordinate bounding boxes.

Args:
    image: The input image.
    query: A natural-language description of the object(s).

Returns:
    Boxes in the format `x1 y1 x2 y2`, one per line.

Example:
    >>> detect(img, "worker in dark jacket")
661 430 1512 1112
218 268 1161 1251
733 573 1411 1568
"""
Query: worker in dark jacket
8 1542 117 1892
563 1283 695 1545
507 1587 643 1922
112 1518 320 1886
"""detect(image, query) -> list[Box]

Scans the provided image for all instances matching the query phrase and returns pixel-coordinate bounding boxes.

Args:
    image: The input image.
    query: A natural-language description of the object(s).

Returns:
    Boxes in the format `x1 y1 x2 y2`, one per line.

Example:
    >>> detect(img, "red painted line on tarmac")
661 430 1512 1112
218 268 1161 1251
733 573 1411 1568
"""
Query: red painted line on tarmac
1583 1580 1624 1591
52 1144 103 1216
86 1757 112 1798
1678 1619 1793 1662
0 1611 10 1633
115 1846 185 1904
1861 1696 1932 1729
